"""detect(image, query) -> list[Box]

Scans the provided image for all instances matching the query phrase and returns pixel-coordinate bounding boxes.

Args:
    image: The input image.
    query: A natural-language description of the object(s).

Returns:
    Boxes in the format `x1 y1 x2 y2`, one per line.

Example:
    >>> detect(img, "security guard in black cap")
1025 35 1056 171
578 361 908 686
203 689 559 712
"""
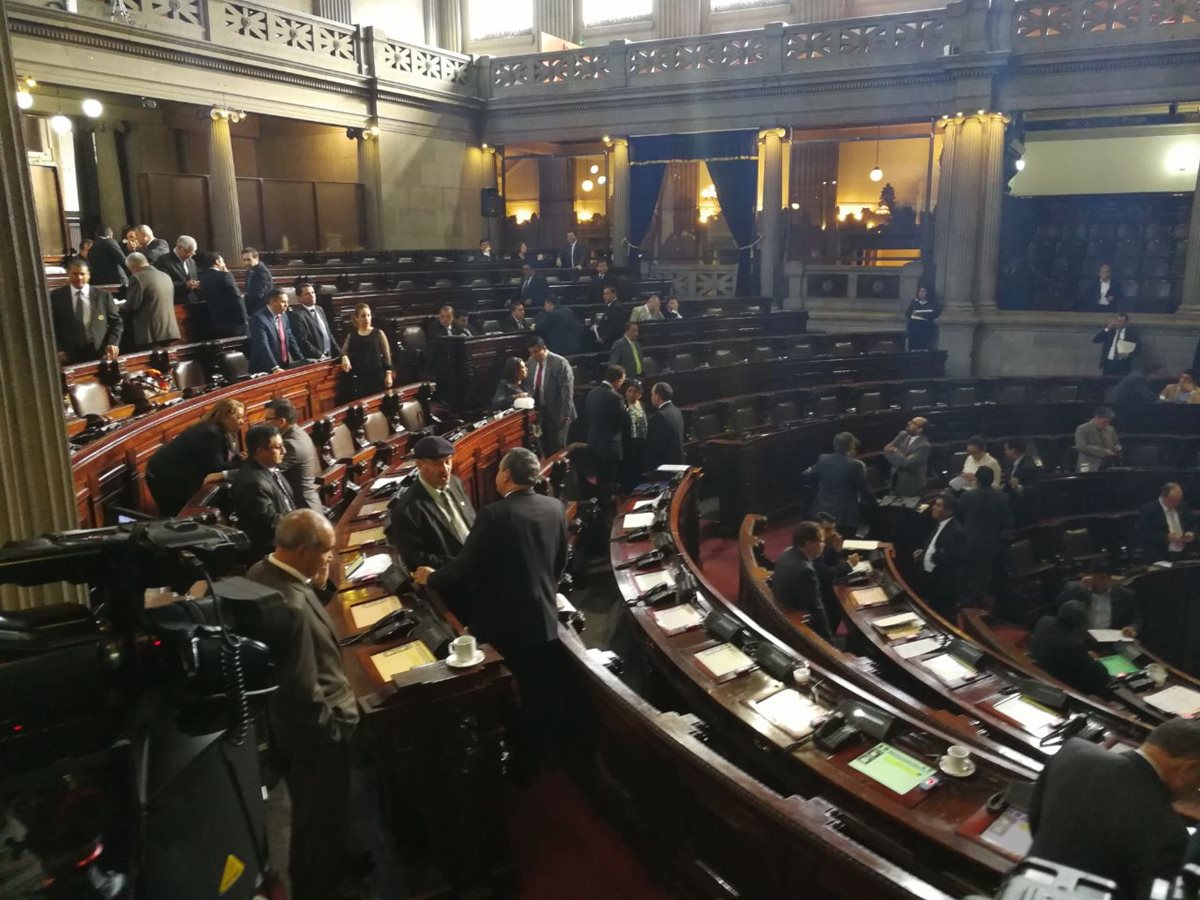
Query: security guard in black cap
385 435 477 572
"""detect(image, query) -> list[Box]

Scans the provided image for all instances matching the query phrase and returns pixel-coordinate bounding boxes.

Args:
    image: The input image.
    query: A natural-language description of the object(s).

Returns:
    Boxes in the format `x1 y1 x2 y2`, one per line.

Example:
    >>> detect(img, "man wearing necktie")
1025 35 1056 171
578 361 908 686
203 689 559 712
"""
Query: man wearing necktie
1136 482 1196 561
248 288 302 374
49 257 123 364
231 425 297 562
516 262 549 305
287 279 334 361
386 435 477 573
523 336 576 456
609 320 644 378
559 229 587 279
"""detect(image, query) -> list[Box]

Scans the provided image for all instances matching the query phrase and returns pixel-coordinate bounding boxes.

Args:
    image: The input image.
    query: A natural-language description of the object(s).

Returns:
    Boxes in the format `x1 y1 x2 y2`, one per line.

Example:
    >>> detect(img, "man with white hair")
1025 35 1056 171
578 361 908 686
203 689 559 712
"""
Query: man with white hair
136 224 170 262
153 234 200 304
124 251 180 349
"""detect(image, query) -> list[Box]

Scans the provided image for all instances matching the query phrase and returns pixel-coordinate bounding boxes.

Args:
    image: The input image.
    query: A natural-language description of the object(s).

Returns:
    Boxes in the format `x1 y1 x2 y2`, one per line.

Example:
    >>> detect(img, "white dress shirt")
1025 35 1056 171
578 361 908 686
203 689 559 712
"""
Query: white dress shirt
1108 327 1125 361
924 517 952 573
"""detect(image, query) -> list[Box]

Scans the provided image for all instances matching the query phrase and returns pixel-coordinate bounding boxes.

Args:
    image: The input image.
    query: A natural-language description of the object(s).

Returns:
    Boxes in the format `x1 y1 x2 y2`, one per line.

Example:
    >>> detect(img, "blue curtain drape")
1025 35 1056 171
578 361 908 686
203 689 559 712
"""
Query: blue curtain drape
627 162 667 270
627 131 758 275
706 159 759 296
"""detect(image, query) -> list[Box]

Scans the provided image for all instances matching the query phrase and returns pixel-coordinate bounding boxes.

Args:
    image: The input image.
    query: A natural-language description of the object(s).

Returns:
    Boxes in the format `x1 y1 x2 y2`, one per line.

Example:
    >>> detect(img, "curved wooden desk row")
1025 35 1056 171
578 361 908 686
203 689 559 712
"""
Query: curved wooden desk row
704 401 1200 529
610 469 1042 897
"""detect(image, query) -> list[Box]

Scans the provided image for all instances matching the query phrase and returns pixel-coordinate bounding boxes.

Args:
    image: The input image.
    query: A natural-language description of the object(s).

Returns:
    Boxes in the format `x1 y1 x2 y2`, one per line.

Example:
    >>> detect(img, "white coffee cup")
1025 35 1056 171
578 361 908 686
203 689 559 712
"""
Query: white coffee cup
944 744 972 773
792 662 811 686
1146 662 1168 687
451 634 477 664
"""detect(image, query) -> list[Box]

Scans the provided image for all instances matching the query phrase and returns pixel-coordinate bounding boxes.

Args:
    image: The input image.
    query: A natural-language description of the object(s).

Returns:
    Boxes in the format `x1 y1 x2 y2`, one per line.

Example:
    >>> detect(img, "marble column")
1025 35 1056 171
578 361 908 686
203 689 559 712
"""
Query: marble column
357 134 384 250
1181 164 1200 309
207 114 243 263
759 128 786 300
312 0 351 22
608 138 630 268
422 0 439 47
0 2 81 609
796 0 847 22
92 125 127 235
975 114 1007 311
536 0 580 44
438 0 464 53
932 117 960 304
658 0 702 38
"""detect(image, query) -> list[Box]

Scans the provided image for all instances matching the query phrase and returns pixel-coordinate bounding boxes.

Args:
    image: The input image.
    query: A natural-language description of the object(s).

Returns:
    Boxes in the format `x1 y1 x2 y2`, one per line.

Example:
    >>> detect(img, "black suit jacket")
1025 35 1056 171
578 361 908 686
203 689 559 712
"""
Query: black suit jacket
772 546 833 642
1057 581 1141 633
231 460 295 561
809 452 873 528
516 274 549 304
1008 455 1039 491
923 516 967 613
1077 279 1122 311
1135 500 1194 560
1093 324 1140 372
561 241 588 270
154 251 199 304
1030 739 1185 900
534 306 581 356
645 402 685 470
589 272 619 303
145 421 236 515
198 268 247 338
387 475 476 571
288 304 334 360
49 284 123 363
428 489 567 656
597 299 629 347
957 486 1013 555
142 238 170 263
1030 616 1111 696
87 236 129 287
500 314 532 333
586 382 626 461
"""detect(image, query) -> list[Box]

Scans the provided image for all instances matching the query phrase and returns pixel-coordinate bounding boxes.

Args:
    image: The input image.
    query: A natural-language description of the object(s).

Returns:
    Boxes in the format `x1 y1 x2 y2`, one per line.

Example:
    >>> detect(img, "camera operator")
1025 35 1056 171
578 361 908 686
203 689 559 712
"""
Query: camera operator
246 510 361 900
1028 718 1200 899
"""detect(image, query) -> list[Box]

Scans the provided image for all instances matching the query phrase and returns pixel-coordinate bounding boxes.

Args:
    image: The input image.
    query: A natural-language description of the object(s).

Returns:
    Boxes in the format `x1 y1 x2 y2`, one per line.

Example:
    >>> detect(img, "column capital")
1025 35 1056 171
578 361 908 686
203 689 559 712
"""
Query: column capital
935 110 1011 132
602 135 628 149
758 127 791 143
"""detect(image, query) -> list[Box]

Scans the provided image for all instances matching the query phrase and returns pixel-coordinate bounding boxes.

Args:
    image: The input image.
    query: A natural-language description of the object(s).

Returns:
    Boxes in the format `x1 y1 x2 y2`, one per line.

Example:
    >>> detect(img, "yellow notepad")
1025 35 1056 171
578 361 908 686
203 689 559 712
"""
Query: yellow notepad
347 526 387 548
371 641 435 680
350 595 403 629
852 586 889 608
358 500 391 518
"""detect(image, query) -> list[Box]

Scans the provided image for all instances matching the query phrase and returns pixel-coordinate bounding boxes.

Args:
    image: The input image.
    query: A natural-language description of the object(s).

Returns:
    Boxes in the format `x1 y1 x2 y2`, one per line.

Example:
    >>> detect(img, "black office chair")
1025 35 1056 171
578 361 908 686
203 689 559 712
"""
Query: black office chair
773 400 800 428
671 352 697 372
858 391 883 413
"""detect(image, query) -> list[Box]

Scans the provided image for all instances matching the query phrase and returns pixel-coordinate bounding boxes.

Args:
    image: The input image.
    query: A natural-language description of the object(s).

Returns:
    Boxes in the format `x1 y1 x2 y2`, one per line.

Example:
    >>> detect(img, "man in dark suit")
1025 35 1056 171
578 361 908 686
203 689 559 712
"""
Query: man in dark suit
525 336 575 457
1093 313 1139 377
240 247 274 317
124 252 180 350
287 279 334 360
915 492 967 621
559 229 588 274
197 252 248 338
534 297 581 356
956 465 1013 605
806 431 874 535
245 510 359 900
609 320 644 379
265 399 323 513
1003 438 1039 524
248 289 302 374
516 263 549 305
1136 481 1195 561
49 257 123 364
86 225 129 287
645 381 685 470
1031 599 1111 695
387 435 477 573
588 258 619 303
595 285 628 348
1107 362 1164 406
136 224 170 263
586 365 627 494
424 303 456 341
1076 261 1121 312
153 234 200 304
231 425 296 561
1029 720 1200 900
414 448 567 778
501 300 532 333
1058 563 1141 636
664 296 682 320
771 521 834 643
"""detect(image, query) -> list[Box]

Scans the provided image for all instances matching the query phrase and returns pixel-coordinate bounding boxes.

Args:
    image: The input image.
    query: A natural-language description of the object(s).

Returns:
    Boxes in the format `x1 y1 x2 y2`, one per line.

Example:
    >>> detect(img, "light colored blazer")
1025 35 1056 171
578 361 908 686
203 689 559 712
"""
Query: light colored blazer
629 304 664 323
125 266 180 346
883 429 931 497
1075 421 1119 472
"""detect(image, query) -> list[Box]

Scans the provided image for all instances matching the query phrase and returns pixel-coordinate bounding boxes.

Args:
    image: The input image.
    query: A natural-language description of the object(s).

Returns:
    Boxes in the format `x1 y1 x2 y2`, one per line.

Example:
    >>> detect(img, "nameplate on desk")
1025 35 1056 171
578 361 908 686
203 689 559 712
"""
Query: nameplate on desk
992 694 1063 734
347 526 387 549
371 641 435 680
350 595 403 629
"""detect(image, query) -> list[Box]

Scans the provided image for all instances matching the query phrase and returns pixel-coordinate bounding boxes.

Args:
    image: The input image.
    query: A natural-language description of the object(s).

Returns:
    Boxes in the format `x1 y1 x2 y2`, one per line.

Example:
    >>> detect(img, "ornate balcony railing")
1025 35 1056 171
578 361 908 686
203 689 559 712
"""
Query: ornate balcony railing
1011 0 1200 48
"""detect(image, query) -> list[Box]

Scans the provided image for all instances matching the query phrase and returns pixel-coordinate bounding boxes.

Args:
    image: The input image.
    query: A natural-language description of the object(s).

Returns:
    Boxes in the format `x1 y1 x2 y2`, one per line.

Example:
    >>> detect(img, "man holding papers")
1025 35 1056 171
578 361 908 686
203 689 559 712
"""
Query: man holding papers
1093 313 1140 377
1135 482 1195 561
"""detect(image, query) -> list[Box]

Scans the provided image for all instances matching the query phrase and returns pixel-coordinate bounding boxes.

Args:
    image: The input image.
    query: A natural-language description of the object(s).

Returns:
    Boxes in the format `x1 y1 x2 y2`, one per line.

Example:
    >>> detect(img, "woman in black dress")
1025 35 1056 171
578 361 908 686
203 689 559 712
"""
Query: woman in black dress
145 397 245 515
905 285 940 351
338 302 393 403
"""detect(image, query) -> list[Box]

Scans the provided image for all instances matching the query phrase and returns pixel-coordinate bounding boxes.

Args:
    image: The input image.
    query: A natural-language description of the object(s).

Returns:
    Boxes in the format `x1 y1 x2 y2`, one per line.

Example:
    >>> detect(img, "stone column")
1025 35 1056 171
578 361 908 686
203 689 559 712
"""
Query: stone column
357 134 384 250
975 113 1007 310
423 0 439 47
796 0 847 22
759 128 786 300
207 113 243 263
607 138 630 268
312 0 351 22
92 125 127 234
658 0 702 37
1181 164 1200 309
438 0 464 53
536 0 580 45
0 2 81 609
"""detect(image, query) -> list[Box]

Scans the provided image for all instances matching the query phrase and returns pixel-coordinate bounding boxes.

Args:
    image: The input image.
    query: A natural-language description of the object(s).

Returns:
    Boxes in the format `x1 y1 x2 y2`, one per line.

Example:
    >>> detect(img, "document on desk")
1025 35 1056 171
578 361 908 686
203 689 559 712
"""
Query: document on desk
651 603 703 636
1088 629 1130 644
346 526 387 549
748 689 824 741
622 512 656 530
894 637 942 659
657 464 690 473
920 652 977 684
1145 685 1200 718
631 499 658 511
633 570 674 594
372 475 406 489
693 643 755 681
842 540 880 551
348 554 392 581
371 641 435 680
872 611 920 630
851 586 889 608
992 694 1063 733
350 595 403 629
357 500 391 518
979 808 1032 858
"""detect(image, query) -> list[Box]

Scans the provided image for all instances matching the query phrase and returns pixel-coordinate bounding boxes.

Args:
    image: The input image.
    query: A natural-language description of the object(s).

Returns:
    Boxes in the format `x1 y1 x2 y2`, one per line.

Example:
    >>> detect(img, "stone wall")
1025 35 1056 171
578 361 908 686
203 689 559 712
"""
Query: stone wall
377 135 485 248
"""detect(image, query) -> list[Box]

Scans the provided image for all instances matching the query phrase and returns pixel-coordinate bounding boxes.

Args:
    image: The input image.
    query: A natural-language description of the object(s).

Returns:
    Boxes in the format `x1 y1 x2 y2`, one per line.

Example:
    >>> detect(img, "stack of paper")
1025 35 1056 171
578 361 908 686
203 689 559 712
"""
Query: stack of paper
894 637 942 660
371 641 435 680
921 652 977 684
348 554 392 581
748 689 824 740
852 586 889 608
350 595 403 629
693 643 755 681
651 603 703 635
346 526 387 549
622 512 656 530
872 611 922 641
633 570 674 594
979 808 1032 857
992 694 1063 733
1145 685 1200 718
842 540 880 551
372 475 406 489
1088 629 1130 644
357 499 391 518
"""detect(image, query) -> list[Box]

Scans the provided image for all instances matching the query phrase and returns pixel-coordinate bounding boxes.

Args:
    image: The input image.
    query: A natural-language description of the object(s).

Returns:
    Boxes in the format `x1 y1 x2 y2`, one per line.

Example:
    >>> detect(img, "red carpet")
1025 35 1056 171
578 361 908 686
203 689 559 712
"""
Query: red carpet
696 520 794 604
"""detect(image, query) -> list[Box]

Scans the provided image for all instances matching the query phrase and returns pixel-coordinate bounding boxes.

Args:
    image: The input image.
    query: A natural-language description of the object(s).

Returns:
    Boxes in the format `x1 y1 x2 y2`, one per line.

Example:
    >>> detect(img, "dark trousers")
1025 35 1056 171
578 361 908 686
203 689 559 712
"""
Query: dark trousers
539 415 567 458
501 640 564 781
277 736 353 900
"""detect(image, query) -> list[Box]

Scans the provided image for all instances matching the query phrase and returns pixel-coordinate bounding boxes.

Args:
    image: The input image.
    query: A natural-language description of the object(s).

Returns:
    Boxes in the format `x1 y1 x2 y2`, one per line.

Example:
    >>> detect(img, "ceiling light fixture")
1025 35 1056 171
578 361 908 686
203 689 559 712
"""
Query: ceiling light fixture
81 98 103 118
50 114 72 135
597 175 607 185
581 179 594 192
869 125 883 183
15 88 32 110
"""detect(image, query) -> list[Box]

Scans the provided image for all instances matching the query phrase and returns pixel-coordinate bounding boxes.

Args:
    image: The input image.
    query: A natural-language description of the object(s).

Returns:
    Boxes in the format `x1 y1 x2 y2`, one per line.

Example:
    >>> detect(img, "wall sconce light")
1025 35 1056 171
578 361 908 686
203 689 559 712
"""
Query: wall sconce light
365 123 380 139
15 88 32 110
602 135 611 146
790 202 800 210
597 175 607 186
589 164 599 174
581 179 595 192
81 98 103 118
50 114 72 135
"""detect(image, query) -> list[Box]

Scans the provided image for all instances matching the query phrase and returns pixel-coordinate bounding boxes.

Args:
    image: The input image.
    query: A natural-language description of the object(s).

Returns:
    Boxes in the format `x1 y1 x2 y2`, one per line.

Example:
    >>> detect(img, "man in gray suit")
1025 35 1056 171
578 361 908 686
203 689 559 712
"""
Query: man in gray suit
524 336 575 457
246 510 358 900
883 416 930 497
629 294 665 323
806 431 874 535
266 398 323 512
609 320 644 379
1075 406 1121 472
124 252 180 350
